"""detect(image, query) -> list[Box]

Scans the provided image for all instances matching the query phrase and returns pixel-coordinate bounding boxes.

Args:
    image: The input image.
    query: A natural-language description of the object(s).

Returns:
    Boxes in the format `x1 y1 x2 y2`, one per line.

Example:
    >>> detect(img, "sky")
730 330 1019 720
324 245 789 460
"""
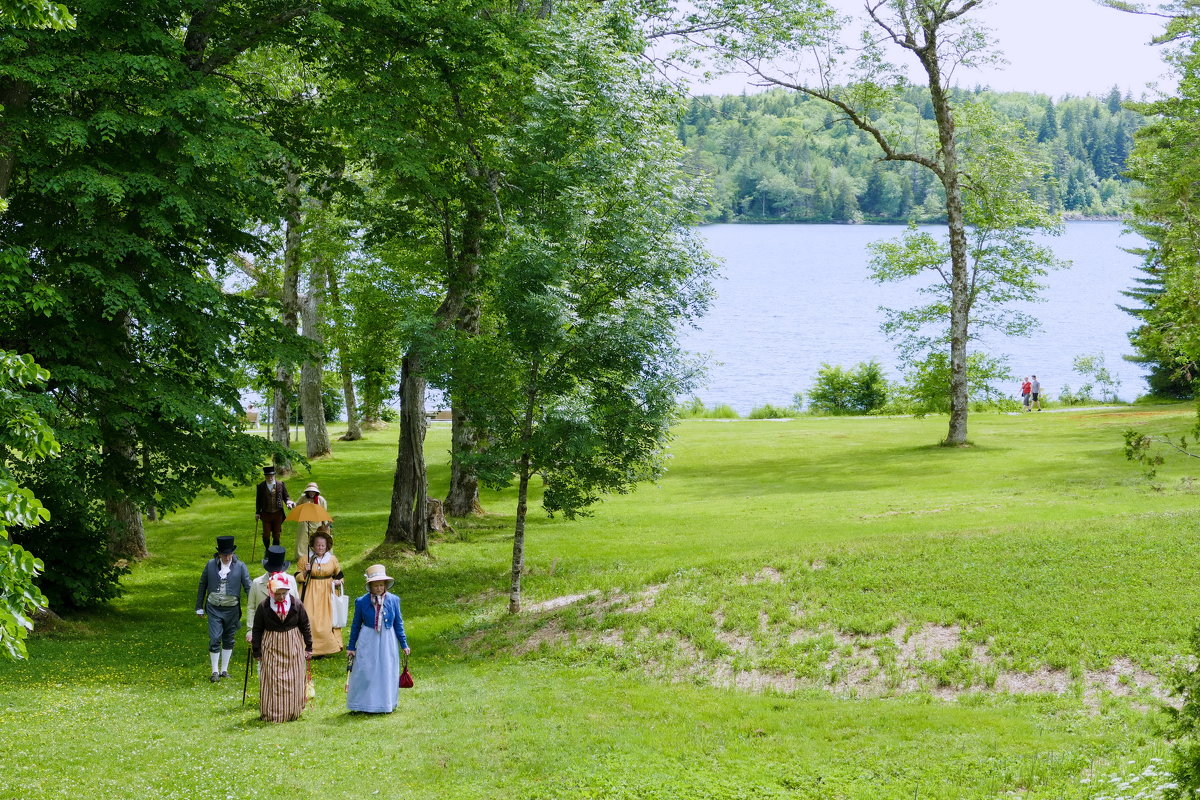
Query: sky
697 0 1175 99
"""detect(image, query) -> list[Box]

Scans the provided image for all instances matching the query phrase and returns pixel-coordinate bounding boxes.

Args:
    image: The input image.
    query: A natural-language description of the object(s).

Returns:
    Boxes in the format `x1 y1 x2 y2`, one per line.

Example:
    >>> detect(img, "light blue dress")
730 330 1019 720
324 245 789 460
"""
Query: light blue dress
346 592 407 713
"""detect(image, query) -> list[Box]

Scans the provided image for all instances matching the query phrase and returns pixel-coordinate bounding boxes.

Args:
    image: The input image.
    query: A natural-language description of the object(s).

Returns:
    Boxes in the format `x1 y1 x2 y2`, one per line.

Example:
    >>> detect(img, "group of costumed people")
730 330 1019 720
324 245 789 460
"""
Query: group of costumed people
194 466 411 722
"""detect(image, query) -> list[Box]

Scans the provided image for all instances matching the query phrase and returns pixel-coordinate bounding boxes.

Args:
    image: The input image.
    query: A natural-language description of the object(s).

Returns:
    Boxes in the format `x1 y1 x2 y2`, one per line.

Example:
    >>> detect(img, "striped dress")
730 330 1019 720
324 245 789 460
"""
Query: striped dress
251 598 313 723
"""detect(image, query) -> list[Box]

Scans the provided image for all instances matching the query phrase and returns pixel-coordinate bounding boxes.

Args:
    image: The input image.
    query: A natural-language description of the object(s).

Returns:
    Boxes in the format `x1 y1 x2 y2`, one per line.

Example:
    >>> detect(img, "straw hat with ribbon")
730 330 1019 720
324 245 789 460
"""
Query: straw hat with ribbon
363 564 394 590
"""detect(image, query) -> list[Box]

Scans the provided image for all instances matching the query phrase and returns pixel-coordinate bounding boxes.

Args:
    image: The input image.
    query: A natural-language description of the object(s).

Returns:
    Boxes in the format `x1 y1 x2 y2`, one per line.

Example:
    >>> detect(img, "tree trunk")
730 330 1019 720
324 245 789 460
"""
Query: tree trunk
445 407 483 516
508 455 531 614
104 424 147 560
271 363 293 473
143 446 157 522
338 364 362 440
102 312 148 560
919 35 970 446
326 265 362 441
442 186 486 515
106 497 147 562
299 291 331 459
384 350 428 550
359 369 389 430
273 165 303 473
0 78 32 200
508 372 538 614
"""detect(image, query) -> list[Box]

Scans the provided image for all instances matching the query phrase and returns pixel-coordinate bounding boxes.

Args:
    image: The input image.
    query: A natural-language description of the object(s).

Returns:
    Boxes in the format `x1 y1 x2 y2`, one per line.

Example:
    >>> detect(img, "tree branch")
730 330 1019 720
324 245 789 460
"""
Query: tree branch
738 57 944 176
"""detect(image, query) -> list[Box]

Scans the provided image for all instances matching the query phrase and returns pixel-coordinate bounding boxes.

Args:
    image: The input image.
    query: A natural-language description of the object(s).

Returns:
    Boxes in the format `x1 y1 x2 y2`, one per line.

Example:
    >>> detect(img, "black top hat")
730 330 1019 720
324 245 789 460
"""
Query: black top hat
261 545 290 573
215 536 236 555
262 465 276 476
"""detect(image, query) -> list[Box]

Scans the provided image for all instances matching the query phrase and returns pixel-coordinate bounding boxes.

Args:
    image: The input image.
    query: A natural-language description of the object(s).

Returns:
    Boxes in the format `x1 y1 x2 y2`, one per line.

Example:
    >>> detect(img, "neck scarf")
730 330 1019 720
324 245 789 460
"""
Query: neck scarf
373 593 384 632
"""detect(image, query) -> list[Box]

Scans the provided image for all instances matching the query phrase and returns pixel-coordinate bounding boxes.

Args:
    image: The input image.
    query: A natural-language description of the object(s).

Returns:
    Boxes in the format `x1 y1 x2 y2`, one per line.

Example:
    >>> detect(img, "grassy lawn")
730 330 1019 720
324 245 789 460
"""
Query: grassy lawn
2 405 1198 799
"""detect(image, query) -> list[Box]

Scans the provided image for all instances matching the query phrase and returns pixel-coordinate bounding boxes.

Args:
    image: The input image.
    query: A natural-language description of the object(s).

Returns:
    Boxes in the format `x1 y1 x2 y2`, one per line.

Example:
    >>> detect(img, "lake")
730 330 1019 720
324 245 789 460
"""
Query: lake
680 221 1148 413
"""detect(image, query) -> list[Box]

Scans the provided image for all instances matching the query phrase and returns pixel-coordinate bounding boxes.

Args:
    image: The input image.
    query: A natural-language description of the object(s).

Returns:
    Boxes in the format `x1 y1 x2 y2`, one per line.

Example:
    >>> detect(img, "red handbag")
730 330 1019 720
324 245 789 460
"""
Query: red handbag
399 654 414 689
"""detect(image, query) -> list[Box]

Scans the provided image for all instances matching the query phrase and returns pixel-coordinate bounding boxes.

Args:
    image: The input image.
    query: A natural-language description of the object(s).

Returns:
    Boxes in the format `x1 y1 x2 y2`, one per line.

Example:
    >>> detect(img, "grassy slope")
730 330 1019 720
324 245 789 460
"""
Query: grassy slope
1 406 1197 800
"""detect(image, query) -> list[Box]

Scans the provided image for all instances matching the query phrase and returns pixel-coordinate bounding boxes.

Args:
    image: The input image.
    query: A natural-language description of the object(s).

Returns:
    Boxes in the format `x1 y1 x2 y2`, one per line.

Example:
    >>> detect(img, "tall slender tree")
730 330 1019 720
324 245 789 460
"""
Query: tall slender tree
444 4 715 612
719 0 1046 444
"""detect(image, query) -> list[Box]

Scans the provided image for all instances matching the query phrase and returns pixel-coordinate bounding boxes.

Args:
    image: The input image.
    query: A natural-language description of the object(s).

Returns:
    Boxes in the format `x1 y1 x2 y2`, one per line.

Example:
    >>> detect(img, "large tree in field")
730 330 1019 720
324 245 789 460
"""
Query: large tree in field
445 7 715 613
319 0 541 548
722 0 1025 444
0 0 71 657
867 102 1067 412
0 0 302 597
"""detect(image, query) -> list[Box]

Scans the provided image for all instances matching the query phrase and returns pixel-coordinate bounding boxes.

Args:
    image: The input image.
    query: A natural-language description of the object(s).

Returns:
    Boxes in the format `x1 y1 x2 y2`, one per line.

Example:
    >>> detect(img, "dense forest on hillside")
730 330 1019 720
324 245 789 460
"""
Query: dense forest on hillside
679 87 1145 223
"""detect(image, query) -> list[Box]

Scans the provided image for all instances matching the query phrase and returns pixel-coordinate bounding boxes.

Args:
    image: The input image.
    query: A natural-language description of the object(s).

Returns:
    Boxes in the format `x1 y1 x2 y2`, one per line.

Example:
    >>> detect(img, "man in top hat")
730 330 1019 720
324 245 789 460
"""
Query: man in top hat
255 465 294 551
196 536 252 682
246 545 301 642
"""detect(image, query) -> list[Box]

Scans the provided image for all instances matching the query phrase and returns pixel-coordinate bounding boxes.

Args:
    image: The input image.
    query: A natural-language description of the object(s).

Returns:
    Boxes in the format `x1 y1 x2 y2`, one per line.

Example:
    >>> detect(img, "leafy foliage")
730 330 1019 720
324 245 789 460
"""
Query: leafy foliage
1072 352 1123 403
438 6 716 608
677 398 740 419
0 0 73 29
1111 3 1200 473
900 351 1013 418
747 403 795 419
1116 13 1200 400
803 361 890 416
1162 623 1200 799
0 351 57 659
864 103 1066 411
0 0 303 602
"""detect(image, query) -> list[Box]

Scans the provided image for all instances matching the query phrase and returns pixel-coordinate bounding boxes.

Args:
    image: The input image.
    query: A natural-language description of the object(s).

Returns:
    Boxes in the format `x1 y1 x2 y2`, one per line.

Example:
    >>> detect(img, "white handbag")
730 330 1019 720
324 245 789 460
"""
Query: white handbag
330 585 349 628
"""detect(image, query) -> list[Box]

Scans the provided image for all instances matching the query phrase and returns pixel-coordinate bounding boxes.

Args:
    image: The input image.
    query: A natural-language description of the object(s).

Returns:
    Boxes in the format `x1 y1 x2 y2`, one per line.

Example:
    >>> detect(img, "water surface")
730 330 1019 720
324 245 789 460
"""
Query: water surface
681 221 1145 412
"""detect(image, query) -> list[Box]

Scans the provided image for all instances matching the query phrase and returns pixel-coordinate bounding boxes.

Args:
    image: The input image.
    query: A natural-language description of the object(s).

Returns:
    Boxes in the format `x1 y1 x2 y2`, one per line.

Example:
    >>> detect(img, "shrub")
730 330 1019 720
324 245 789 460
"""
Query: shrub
1163 625 1200 798
1058 384 1091 406
9 459 129 610
805 361 889 415
747 403 796 419
1072 352 1122 403
676 398 740 419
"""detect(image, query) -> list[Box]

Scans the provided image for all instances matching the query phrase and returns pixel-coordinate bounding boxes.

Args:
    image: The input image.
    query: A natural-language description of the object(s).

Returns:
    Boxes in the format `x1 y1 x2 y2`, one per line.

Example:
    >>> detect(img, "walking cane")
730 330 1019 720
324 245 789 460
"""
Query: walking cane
299 546 313 603
241 639 253 707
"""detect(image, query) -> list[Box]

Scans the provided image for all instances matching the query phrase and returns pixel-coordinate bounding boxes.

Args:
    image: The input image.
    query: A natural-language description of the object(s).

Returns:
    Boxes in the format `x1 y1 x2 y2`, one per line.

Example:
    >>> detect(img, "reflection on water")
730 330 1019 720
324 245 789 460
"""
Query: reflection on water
681 221 1146 413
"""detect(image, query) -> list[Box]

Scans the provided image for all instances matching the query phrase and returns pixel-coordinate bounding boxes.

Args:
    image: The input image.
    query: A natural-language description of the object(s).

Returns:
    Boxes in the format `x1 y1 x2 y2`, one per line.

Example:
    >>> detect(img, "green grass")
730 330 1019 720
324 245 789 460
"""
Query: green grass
2 406 1199 799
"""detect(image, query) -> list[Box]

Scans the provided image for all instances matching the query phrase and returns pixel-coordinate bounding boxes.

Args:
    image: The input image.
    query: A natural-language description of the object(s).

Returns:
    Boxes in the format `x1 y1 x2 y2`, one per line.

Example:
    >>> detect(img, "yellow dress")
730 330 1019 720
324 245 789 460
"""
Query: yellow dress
296 553 343 656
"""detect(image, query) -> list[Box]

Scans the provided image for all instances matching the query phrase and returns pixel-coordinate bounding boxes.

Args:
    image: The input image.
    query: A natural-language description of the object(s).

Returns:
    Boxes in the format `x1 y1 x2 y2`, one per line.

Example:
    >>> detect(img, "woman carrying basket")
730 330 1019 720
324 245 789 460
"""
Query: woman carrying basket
295 526 344 657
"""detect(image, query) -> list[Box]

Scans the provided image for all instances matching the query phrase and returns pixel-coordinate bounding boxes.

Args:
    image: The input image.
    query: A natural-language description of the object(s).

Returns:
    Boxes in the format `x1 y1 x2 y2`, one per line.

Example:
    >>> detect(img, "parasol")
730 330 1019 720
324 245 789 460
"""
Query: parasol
285 503 332 523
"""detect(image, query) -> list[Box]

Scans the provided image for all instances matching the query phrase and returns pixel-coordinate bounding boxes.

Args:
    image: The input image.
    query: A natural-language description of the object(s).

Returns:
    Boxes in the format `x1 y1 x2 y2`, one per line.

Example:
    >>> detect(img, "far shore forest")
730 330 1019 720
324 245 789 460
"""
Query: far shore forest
681 87 1143 224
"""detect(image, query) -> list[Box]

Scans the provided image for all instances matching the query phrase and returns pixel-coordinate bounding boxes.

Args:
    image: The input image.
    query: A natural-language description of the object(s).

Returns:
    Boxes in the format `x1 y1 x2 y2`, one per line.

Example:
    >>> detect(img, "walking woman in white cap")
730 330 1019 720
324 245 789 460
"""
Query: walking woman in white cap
251 572 312 722
346 564 410 713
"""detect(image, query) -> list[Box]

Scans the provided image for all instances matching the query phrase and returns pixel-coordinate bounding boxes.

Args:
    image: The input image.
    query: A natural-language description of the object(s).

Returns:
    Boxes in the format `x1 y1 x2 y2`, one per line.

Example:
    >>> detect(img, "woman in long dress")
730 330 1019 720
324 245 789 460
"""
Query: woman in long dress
346 564 410 714
296 529 344 657
252 572 312 722
293 482 329 561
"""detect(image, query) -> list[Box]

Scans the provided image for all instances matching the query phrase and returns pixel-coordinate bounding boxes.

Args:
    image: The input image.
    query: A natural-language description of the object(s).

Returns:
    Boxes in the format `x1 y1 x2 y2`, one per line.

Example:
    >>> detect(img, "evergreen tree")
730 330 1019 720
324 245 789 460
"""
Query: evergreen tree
1038 100 1059 142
